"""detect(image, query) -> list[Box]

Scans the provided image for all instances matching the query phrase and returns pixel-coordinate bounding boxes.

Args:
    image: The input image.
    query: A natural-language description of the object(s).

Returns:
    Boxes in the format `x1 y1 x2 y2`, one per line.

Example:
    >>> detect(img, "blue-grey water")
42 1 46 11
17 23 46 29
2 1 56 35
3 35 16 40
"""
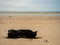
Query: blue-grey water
0 12 60 16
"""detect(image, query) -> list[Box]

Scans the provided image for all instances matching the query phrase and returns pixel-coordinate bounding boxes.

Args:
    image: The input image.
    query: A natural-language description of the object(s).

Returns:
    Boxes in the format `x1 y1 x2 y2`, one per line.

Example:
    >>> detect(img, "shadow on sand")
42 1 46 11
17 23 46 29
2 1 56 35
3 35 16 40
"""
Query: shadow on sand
5 37 43 39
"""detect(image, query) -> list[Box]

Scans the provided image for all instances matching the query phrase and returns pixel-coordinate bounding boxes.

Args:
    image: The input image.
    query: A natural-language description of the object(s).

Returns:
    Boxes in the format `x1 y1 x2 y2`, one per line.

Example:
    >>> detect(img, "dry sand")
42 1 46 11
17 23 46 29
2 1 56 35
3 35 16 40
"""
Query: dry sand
0 16 60 45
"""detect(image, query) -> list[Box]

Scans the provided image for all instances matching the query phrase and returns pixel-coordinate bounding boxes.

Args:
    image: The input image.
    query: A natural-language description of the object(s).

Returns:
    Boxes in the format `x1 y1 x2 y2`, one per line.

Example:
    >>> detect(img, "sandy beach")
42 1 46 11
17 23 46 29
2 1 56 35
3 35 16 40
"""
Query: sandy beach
0 15 60 45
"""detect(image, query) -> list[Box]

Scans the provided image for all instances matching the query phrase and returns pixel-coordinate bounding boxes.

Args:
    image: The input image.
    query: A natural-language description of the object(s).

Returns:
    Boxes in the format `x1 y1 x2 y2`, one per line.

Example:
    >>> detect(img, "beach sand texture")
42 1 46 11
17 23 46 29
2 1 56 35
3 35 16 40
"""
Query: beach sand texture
0 16 60 45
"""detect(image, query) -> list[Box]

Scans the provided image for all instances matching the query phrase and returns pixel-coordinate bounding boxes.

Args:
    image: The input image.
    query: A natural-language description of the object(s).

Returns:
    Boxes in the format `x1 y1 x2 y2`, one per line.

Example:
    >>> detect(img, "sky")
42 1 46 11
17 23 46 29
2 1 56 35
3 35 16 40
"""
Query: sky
0 0 60 12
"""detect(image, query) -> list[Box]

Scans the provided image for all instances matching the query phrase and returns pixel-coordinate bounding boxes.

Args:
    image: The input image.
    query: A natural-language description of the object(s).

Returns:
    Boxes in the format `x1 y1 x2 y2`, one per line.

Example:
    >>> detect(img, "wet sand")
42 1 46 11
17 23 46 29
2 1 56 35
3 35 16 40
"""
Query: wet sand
0 16 60 45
